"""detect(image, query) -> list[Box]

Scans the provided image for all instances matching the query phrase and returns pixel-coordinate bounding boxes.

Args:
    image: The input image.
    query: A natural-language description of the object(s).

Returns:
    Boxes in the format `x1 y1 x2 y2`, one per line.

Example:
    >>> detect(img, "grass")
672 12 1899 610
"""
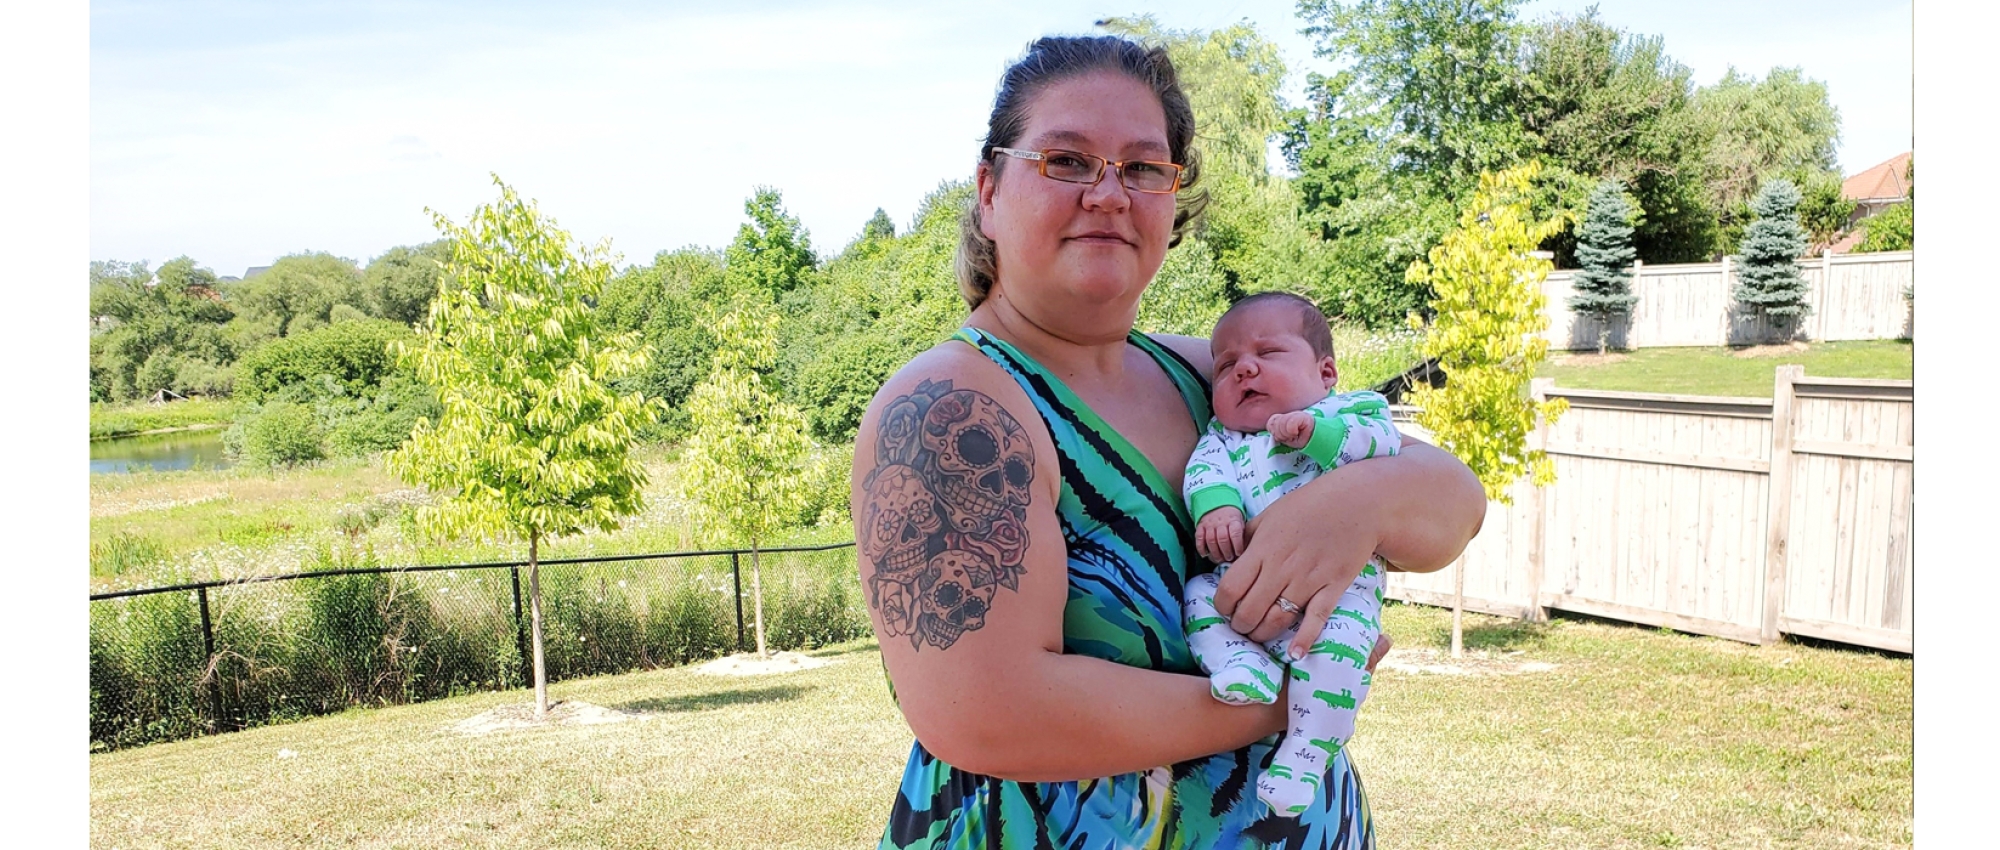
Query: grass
89 604 1911 849
91 398 239 440
88 444 853 589
1332 322 1426 392
1536 339 1912 397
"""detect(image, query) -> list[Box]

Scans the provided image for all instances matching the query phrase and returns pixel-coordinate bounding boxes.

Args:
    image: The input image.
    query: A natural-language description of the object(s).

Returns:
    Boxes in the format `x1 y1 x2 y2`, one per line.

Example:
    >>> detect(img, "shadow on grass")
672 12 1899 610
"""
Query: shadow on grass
806 642 879 659
617 683 813 714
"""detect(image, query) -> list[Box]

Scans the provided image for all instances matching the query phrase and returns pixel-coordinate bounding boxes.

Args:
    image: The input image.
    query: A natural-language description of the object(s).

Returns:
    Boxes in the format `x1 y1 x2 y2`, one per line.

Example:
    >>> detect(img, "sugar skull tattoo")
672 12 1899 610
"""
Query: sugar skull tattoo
860 379 1033 651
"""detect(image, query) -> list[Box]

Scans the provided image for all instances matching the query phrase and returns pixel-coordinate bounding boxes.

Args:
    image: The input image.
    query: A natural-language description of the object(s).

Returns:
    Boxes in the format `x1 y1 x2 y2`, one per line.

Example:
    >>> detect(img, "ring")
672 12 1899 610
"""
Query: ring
1274 596 1302 615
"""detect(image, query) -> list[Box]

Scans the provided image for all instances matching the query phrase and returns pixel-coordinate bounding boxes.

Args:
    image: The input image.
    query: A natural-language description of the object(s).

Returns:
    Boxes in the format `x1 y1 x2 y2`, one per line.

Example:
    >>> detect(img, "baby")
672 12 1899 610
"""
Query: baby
1181 291 1401 818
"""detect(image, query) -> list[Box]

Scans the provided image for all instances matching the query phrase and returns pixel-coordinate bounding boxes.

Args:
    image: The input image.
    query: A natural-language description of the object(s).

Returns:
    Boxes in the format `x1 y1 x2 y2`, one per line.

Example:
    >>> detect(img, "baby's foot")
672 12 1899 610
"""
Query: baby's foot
1208 649 1283 705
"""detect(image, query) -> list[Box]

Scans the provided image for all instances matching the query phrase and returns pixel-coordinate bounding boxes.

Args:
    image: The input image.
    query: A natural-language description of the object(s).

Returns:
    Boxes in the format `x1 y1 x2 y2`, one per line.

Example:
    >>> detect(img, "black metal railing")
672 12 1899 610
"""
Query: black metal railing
89 542 861 751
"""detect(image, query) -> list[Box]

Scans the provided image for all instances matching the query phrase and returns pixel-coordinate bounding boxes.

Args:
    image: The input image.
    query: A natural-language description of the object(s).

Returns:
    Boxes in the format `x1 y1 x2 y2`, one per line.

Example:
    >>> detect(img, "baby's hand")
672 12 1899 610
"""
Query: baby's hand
1195 506 1246 564
1267 411 1316 448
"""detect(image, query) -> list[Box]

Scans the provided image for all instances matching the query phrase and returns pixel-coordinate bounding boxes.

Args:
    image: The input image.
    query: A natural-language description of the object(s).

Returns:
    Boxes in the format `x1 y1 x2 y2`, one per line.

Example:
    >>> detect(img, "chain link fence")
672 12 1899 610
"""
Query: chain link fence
89 543 864 751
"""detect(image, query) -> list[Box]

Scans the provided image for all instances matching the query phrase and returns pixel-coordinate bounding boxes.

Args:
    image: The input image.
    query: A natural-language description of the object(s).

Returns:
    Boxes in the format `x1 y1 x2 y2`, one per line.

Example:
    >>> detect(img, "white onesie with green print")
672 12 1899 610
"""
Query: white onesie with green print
1181 389 1401 818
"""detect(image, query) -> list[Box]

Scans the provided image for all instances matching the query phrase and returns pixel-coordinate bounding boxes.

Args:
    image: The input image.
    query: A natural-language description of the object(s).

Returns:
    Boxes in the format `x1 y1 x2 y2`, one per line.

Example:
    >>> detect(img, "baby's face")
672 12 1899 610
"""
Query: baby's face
1209 301 1338 434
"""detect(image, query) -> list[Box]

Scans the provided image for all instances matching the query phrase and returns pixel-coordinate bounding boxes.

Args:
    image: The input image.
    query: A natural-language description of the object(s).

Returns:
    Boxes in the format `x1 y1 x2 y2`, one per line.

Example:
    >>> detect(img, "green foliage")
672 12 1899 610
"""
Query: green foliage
601 248 729 440
684 309 813 548
1408 166 1569 503
723 188 818 300
1135 237 1231 337
89 256 237 401
89 398 237 439
1570 180 1639 352
862 208 896 241
1518 10 1714 264
1794 169 1858 251
1856 157 1913 253
239 400 327 468
363 241 452 325
1733 178 1812 337
229 252 367 341
234 318 413 403
1694 67 1841 245
1856 202 1913 253
389 176 662 546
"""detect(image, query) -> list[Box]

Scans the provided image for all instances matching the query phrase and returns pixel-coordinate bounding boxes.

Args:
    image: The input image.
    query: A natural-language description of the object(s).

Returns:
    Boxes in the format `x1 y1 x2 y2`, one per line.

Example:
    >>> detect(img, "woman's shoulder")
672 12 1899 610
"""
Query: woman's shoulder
858 335 1051 444
1145 332 1213 378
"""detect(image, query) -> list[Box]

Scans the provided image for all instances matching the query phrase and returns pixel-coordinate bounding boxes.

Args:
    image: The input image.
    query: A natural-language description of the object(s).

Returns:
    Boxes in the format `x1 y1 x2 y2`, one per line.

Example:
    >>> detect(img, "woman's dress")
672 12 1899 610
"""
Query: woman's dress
877 328 1374 850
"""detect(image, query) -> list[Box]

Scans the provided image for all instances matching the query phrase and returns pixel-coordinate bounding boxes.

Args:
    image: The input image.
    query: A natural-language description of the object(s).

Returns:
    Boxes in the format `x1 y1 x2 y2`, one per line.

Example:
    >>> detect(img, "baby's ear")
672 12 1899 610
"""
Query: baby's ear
1319 355 1339 390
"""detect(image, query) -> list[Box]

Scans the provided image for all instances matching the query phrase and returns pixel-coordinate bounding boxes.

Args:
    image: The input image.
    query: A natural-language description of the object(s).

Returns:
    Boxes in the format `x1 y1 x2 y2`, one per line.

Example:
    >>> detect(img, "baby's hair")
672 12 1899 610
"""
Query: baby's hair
1220 291 1334 360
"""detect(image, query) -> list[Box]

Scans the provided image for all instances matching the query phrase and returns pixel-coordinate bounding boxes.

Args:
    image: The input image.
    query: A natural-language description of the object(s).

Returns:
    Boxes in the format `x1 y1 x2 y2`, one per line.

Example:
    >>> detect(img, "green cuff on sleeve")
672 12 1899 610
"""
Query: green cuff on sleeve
1301 408 1353 468
1188 484 1245 521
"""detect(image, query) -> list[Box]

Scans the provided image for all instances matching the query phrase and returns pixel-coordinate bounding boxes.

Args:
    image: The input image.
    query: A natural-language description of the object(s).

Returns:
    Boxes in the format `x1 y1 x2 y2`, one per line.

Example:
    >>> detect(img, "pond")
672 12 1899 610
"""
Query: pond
91 428 233 474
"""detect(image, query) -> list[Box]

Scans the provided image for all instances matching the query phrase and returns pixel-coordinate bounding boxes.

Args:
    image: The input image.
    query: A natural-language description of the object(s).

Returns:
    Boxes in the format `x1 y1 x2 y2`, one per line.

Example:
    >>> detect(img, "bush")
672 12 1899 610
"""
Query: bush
240 401 325 468
234 319 412 404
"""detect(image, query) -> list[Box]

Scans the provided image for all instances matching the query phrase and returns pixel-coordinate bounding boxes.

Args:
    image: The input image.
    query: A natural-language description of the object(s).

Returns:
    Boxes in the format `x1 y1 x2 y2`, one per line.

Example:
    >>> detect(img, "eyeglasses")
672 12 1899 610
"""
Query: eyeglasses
988 147 1184 194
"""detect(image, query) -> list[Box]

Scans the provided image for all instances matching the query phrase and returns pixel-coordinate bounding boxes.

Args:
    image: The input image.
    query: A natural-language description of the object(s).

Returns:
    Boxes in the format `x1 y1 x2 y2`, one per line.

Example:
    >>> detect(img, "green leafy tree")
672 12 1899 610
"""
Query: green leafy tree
598 247 730 439
1518 10 1715 263
388 178 662 718
230 251 367 341
682 308 813 657
1407 165 1568 656
363 241 453 325
862 208 896 242
724 188 817 301
1856 157 1914 253
1569 180 1639 353
1299 0 1532 197
1693 67 1841 252
88 257 237 400
1733 177 1812 341
1793 170 1857 252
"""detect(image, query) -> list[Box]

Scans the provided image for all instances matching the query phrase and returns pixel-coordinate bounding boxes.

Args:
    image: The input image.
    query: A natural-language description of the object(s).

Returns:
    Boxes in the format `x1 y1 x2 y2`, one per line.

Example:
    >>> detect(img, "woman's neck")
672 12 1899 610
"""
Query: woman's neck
967 288 1136 381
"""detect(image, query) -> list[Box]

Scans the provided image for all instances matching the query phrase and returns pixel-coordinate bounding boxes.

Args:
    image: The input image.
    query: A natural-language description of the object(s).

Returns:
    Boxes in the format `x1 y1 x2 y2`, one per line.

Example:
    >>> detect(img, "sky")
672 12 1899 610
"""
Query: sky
90 0 1914 279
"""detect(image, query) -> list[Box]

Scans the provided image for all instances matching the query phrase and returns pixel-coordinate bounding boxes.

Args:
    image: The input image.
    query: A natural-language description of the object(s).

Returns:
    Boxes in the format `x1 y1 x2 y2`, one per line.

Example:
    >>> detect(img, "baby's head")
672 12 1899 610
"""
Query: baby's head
1209 292 1338 434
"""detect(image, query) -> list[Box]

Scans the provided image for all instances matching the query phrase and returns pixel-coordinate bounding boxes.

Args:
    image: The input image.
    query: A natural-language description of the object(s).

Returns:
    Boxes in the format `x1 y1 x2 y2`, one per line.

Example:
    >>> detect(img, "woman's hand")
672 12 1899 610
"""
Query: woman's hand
1213 438 1485 659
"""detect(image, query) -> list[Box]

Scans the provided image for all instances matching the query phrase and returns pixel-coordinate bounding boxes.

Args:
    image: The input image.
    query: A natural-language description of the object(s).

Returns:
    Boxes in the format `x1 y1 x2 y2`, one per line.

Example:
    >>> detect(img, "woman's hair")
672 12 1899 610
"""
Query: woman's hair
955 35 1209 310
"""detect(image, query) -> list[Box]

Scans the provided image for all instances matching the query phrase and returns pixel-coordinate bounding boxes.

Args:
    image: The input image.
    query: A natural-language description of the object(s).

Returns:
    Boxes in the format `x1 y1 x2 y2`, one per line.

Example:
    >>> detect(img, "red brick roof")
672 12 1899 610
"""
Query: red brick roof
1842 152 1912 203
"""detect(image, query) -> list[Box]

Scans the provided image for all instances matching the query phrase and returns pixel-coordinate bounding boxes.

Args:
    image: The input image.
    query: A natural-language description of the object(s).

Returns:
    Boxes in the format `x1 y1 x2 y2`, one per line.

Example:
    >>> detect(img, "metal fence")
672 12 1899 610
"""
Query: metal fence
88 543 862 751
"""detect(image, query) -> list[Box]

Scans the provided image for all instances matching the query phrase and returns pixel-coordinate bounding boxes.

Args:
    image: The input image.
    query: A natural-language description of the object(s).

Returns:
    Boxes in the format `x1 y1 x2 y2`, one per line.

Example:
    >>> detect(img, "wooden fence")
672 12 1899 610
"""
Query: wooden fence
1389 366 1914 653
1542 250 1913 350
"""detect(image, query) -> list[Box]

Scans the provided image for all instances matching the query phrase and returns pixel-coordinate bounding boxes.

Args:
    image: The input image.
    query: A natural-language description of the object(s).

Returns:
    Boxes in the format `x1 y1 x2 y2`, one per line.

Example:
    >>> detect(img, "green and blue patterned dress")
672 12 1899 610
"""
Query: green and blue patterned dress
877 327 1374 850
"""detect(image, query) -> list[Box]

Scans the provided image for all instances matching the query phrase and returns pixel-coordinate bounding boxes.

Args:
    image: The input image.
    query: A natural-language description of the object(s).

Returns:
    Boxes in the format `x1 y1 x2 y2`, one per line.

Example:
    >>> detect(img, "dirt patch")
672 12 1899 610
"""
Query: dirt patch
694 651 830 677
451 700 646 736
1731 342 1810 358
1550 352 1628 367
1376 647 1559 677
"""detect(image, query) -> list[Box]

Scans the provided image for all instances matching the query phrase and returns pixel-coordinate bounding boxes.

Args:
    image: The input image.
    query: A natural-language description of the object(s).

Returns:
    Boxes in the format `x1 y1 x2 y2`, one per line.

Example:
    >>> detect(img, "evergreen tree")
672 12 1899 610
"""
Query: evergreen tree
1568 180 1639 354
862 208 896 241
1733 178 1812 341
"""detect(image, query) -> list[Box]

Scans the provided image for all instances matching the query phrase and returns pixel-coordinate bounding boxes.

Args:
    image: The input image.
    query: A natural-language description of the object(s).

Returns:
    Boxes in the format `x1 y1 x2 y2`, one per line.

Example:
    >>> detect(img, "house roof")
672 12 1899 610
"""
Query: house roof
1842 152 1912 203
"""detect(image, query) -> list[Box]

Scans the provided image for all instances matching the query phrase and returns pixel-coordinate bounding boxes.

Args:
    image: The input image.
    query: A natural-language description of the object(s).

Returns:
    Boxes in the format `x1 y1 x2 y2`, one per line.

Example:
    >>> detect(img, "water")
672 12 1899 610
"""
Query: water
91 429 233 474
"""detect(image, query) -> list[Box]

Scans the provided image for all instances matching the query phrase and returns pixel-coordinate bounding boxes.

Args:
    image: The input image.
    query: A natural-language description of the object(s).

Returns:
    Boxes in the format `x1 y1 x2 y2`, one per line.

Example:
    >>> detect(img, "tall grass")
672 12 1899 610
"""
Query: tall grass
87 544 865 751
90 398 237 439
1331 323 1426 392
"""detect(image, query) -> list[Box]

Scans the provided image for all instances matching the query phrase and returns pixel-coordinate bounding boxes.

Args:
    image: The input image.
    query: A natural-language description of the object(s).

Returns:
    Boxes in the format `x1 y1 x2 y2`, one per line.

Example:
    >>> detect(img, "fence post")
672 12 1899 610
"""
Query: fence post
1761 365 1804 643
1525 378 1555 623
731 552 746 653
197 586 221 733
510 565 531 688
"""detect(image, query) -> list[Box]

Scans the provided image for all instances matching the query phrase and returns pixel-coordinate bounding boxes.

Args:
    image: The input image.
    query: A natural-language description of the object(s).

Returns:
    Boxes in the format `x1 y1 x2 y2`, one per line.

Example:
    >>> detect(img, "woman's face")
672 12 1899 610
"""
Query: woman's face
977 71 1176 329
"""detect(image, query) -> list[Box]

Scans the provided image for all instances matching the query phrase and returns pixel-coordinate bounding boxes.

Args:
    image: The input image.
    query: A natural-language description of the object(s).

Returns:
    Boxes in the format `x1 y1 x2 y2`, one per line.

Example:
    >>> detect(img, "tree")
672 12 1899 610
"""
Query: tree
230 252 367 340
363 241 453 325
1732 178 1812 341
682 307 813 657
1793 170 1857 253
1569 180 1639 354
388 177 661 718
723 188 817 301
1856 156 1914 253
1518 10 1715 264
862 208 896 242
1406 165 1568 656
1693 67 1841 252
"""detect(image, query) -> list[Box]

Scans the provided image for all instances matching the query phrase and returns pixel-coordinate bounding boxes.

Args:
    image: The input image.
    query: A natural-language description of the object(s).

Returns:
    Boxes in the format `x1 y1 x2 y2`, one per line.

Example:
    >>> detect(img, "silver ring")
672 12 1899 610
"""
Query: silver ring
1274 596 1302 615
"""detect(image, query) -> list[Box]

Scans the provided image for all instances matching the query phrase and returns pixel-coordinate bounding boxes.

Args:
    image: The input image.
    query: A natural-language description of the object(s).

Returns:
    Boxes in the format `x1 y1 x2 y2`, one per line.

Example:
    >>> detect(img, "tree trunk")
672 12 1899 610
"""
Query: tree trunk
1597 323 1610 356
1450 555 1465 659
751 537 769 657
530 535 549 719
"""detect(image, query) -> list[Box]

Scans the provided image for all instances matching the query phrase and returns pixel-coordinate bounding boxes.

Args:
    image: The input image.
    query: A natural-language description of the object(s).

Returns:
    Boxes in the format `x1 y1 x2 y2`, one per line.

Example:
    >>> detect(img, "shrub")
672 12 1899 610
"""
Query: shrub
240 401 325 468
234 319 413 404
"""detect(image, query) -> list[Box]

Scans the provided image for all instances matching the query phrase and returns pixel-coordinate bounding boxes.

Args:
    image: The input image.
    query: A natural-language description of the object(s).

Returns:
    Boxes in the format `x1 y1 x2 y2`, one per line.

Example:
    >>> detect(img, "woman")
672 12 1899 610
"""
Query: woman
850 35 1486 849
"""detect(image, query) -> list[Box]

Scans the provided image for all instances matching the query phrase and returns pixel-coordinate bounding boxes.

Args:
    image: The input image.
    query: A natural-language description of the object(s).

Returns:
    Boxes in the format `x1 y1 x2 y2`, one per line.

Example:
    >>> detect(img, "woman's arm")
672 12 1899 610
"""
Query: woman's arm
853 345 1285 781
1214 431 1487 654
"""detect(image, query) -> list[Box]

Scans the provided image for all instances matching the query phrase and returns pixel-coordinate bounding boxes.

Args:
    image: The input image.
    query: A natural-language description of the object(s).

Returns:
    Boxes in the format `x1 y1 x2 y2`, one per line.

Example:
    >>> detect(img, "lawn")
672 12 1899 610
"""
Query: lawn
89 603 1912 849
1536 339 1912 397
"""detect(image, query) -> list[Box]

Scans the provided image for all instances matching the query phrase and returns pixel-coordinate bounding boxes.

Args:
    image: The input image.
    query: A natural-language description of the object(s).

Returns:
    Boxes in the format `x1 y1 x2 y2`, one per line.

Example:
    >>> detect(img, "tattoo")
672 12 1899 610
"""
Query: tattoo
860 379 1034 651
